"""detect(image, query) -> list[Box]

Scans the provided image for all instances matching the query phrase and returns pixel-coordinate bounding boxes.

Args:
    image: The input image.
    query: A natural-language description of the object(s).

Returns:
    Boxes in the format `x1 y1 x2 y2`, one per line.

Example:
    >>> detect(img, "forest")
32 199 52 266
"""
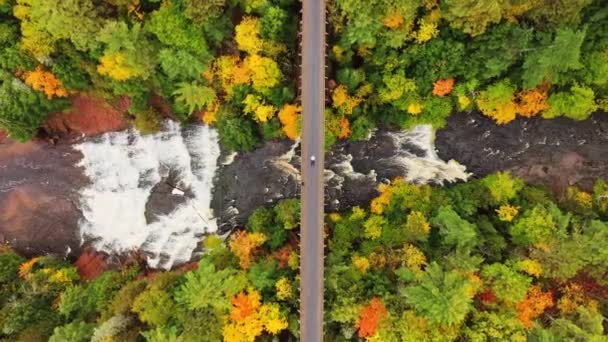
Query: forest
0 0 606 147
1 173 608 341
0 0 607 341
0 0 299 146
326 0 607 145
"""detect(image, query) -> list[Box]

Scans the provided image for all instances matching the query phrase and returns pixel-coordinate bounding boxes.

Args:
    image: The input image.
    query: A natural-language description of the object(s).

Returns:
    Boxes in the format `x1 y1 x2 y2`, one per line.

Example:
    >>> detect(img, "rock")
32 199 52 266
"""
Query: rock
44 94 130 137
3 111 608 267
212 126 467 232
0 188 81 258
211 140 300 232
436 112 608 193
144 170 194 224
0 137 85 258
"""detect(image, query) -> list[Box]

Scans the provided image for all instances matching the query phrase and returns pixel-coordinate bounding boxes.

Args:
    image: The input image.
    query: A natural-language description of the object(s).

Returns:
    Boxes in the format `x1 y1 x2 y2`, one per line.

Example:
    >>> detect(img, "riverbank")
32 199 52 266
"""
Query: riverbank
1 111 607 268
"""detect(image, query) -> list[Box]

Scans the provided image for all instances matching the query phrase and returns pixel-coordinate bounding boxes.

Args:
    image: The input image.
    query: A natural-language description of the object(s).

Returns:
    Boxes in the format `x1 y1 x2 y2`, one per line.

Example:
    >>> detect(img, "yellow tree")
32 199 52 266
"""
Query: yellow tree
223 289 288 341
24 66 68 99
516 87 549 117
229 231 267 269
235 16 284 57
278 104 301 140
477 80 518 124
243 54 282 91
516 285 554 328
97 52 138 81
243 94 278 123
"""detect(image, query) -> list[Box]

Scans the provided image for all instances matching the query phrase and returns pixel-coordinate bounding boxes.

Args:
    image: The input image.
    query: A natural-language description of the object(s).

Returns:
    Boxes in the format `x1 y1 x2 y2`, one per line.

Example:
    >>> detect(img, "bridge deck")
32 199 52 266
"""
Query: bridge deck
300 0 325 340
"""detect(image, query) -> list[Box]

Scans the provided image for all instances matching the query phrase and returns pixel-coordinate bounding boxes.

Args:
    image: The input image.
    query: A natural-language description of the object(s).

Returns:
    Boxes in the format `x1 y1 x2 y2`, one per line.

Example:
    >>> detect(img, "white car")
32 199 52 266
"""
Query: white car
310 155 316 165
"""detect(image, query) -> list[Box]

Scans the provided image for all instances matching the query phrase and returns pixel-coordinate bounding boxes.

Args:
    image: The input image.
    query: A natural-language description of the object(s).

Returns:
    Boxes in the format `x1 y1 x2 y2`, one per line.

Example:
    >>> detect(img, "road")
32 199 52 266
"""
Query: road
300 0 325 340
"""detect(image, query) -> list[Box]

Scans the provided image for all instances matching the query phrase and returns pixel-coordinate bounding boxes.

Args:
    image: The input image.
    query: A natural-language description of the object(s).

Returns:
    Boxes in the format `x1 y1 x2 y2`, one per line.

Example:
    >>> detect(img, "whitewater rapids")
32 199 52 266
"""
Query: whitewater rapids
74 121 220 269
2 113 605 262
73 122 466 269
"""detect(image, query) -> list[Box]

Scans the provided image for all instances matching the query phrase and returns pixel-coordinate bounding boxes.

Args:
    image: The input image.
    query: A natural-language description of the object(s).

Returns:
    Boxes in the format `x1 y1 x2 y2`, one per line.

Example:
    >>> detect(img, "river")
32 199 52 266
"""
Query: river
1 112 606 269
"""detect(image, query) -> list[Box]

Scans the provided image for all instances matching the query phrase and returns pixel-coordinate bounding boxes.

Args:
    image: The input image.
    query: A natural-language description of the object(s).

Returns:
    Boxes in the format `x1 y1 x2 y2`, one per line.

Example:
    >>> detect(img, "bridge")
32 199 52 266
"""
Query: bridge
300 0 326 340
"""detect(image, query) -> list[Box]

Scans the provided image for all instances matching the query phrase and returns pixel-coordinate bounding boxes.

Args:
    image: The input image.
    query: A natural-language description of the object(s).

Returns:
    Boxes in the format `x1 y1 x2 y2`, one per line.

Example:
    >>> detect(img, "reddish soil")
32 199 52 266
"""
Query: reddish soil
135 260 198 280
176 260 199 273
74 251 109 281
149 93 175 119
44 94 130 137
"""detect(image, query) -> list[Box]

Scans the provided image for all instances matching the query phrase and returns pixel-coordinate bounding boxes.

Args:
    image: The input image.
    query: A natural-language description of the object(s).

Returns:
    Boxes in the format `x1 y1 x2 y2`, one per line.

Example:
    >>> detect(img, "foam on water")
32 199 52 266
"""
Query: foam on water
381 125 470 184
74 121 220 269
327 125 469 187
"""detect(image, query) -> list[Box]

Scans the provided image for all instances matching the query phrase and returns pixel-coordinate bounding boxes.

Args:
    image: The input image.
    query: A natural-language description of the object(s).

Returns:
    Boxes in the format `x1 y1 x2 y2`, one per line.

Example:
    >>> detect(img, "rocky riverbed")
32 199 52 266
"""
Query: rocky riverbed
436 112 608 193
212 124 468 233
0 137 86 257
1 111 607 267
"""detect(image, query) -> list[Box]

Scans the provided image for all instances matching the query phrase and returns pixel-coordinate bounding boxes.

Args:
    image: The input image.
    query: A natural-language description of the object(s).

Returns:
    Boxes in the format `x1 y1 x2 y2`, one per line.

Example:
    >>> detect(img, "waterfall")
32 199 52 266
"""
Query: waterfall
74 121 220 269
380 125 470 184
318 125 470 212
73 122 465 269
326 125 469 191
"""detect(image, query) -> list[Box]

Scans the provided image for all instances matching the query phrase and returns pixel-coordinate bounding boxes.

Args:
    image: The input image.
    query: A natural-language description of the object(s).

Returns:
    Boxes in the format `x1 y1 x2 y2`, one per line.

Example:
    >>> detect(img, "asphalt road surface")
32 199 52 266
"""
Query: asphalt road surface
300 0 325 340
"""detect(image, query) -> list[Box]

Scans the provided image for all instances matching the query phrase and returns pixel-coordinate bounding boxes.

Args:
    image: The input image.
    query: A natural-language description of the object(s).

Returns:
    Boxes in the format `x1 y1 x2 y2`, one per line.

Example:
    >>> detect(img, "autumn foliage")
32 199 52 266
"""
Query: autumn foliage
516 285 554 328
201 101 219 125
432 78 455 97
210 55 252 94
97 52 137 81
73 251 108 281
337 117 351 138
357 297 388 338
18 257 40 278
496 204 519 222
478 96 519 124
477 82 553 124
24 66 68 99
383 12 404 29
370 182 395 214
273 245 292 269
230 290 261 322
229 231 267 269
278 104 301 140
477 289 497 305
516 87 549 118
332 85 362 115
223 289 288 341
275 277 293 300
